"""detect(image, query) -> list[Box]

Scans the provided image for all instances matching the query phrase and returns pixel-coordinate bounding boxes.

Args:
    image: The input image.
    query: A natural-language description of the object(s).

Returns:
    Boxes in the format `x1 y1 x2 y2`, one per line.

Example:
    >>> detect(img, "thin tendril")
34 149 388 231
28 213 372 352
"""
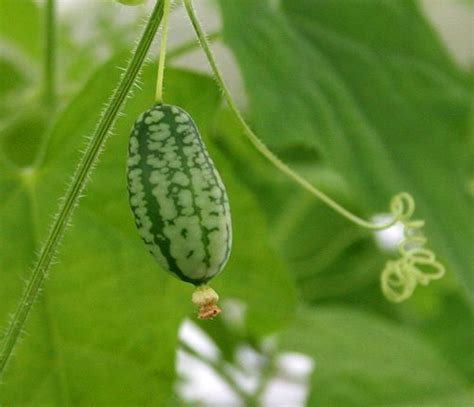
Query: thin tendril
155 0 172 103
381 194 445 302
183 0 445 302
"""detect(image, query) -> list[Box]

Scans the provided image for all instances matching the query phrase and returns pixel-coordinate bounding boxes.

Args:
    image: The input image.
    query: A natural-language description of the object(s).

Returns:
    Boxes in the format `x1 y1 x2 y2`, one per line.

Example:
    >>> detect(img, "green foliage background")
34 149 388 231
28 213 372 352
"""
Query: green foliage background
0 0 472 405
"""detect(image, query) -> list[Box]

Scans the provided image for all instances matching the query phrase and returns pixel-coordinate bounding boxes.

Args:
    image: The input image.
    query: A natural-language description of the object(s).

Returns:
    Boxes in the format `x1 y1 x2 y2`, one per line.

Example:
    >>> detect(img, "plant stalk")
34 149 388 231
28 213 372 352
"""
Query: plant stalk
0 0 165 377
180 341 253 404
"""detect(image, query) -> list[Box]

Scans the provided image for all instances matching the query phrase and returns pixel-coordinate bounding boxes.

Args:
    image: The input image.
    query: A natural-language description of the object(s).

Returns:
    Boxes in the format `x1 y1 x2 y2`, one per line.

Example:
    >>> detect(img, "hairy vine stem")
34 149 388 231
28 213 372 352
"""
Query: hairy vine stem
183 0 445 301
0 0 165 377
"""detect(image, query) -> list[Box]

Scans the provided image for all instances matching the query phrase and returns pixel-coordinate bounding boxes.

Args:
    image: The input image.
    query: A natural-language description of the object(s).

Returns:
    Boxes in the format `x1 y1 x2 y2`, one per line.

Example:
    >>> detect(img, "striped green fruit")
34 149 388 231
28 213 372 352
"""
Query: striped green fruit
127 104 232 286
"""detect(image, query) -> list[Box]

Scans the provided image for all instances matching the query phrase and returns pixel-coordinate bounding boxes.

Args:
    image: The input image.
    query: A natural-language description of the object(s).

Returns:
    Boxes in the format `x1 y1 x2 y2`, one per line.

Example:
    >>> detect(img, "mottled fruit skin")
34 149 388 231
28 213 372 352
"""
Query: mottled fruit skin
127 104 232 285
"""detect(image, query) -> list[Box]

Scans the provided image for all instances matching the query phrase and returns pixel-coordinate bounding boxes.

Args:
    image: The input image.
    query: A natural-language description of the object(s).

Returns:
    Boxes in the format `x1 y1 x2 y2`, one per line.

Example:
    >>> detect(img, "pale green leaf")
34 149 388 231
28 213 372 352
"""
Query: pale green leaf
210 146 297 336
281 307 471 406
218 0 474 307
0 59 220 405
0 0 41 59
0 51 297 402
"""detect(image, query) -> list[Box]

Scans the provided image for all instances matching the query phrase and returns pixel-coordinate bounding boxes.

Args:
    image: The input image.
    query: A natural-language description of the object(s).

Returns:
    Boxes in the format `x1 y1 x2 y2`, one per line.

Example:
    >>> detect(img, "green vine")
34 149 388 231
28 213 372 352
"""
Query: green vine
0 0 166 377
180 340 255 404
182 0 445 303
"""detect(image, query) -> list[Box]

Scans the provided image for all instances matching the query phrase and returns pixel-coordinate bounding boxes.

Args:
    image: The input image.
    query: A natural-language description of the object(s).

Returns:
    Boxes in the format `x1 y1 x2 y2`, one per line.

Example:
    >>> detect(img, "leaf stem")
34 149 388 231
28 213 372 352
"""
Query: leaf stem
0 0 165 378
43 0 56 107
179 340 253 404
250 351 276 406
183 0 396 231
155 0 172 103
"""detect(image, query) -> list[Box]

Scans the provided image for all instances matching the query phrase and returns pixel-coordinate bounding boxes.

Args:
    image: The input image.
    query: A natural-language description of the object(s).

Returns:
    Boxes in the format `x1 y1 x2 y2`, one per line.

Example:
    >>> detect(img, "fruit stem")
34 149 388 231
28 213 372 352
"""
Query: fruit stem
155 0 172 103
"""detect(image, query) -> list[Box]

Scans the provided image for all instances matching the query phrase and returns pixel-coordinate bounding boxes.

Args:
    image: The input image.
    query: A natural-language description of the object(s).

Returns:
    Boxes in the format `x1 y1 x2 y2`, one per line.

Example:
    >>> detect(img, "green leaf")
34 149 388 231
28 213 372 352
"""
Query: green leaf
203 110 298 336
281 307 471 406
1 107 49 168
213 111 474 384
273 192 388 302
218 0 474 307
0 47 36 122
0 0 41 59
212 109 389 304
210 146 297 336
0 49 297 401
399 290 474 382
0 57 223 404
0 54 28 95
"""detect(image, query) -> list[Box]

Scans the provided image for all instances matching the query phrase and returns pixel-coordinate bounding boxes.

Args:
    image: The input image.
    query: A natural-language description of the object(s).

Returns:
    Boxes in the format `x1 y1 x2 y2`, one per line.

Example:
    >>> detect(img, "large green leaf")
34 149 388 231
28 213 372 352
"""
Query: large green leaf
218 0 474 306
209 147 297 335
213 109 392 305
281 307 471 406
192 142 298 361
0 53 230 403
0 54 29 95
0 53 296 403
399 290 474 383
213 109 474 387
0 0 41 59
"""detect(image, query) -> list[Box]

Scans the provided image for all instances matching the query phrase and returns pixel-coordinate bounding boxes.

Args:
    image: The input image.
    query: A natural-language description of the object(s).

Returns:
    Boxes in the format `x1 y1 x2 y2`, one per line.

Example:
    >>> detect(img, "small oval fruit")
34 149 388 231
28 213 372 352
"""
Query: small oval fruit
126 104 232 288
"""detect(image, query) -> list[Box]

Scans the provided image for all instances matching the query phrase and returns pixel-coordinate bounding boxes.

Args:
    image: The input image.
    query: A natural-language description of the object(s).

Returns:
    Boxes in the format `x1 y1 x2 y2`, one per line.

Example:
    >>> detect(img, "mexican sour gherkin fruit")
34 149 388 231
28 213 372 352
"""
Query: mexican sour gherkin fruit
126 103 232 318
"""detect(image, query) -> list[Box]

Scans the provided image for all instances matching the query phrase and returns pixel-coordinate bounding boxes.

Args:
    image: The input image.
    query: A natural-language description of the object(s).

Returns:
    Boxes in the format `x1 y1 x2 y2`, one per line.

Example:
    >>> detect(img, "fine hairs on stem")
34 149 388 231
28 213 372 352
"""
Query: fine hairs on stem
0 0 166 377
182 0 445 302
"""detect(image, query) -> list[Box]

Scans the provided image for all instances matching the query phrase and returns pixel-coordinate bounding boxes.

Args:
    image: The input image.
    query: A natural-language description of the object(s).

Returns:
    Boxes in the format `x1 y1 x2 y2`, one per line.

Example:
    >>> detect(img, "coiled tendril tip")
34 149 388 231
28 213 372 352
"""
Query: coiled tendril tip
381 193 445 303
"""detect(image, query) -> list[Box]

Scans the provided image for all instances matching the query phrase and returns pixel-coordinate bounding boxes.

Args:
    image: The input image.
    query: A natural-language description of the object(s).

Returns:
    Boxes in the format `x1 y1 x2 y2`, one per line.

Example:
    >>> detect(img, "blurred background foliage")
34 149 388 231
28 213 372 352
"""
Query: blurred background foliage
0 0 472 405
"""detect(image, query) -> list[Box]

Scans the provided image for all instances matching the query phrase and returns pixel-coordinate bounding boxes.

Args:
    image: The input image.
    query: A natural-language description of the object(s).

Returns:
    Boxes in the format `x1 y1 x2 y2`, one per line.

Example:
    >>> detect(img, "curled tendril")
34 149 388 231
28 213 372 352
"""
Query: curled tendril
380 193 445 302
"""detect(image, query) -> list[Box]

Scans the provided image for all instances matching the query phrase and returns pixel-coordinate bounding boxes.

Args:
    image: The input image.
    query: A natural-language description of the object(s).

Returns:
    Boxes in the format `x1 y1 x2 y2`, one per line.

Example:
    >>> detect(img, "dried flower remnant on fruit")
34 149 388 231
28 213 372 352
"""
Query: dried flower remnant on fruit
192 286 222 319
